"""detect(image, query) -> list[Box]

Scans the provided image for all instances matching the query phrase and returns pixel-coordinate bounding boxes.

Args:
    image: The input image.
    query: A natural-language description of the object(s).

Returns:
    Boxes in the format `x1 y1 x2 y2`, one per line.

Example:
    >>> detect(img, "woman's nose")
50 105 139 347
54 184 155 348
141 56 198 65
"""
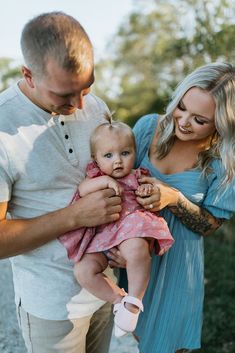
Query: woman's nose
179 113 191 126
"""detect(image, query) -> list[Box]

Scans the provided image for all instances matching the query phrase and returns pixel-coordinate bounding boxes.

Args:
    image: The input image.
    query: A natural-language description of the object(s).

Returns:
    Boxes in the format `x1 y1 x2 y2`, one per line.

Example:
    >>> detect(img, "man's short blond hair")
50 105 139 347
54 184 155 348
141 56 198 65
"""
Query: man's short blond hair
21 11 93 77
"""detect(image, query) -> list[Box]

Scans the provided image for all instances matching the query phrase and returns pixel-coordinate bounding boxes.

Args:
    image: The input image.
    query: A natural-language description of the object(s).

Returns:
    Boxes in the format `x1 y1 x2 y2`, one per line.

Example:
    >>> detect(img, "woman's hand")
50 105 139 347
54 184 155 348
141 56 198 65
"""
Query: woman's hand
106 247 126 268
136 177 223 237
136 176 181 212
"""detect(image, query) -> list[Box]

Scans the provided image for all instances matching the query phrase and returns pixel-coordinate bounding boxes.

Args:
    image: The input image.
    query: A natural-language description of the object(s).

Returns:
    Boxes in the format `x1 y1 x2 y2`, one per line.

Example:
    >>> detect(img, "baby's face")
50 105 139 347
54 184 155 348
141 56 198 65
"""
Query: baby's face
94 132 135 178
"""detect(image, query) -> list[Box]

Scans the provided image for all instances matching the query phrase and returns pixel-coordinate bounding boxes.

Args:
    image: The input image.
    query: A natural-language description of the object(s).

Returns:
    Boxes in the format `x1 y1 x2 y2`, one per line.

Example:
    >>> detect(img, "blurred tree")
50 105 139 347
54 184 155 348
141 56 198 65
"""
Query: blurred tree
94 0 235 126
219 213 235 242
0 58 21 92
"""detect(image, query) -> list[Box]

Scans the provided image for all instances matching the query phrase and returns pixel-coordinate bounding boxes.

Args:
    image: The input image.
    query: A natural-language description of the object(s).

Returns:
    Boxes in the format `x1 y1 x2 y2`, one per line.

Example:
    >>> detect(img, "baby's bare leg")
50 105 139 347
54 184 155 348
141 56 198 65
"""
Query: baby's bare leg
74 252 124 304
118 238 151 312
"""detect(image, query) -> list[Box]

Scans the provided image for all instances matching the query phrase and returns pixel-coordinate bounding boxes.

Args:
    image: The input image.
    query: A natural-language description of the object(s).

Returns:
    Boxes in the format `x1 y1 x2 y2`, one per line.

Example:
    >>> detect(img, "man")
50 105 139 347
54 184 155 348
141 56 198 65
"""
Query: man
0 12 121 353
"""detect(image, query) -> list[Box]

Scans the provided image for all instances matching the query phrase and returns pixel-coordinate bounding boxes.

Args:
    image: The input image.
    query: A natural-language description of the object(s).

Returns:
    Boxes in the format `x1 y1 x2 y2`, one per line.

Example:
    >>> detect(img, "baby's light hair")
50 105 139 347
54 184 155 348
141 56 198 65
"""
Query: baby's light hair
90 120 136 158
103 110 115 124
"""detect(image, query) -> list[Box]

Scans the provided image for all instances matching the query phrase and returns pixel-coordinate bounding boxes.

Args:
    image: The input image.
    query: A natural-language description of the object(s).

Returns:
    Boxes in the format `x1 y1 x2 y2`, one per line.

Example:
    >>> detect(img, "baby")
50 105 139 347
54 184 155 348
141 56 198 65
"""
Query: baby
59 121 174 336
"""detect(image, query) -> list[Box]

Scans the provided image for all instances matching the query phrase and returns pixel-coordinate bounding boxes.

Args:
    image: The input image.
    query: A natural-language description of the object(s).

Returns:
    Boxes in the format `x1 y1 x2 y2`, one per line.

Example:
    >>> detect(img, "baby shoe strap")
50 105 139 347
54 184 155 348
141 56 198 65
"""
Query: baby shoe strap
122 295 144 312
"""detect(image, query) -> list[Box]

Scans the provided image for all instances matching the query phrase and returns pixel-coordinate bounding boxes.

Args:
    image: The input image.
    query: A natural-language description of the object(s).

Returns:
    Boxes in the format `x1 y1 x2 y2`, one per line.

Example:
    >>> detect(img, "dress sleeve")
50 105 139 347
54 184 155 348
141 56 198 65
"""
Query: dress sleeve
134 167 151 180
133 114 157 168
86 160 104 178
202 160 235 220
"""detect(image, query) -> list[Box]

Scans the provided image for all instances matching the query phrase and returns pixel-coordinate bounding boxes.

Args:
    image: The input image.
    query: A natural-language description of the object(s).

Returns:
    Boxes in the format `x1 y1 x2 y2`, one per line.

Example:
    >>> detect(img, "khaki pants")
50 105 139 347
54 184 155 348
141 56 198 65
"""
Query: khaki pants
17 302 113 353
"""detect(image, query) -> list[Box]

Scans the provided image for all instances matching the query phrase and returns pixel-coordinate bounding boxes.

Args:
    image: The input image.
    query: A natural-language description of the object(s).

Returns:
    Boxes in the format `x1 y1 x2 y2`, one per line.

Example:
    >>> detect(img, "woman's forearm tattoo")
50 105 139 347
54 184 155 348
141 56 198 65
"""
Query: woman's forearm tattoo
168 196 224 236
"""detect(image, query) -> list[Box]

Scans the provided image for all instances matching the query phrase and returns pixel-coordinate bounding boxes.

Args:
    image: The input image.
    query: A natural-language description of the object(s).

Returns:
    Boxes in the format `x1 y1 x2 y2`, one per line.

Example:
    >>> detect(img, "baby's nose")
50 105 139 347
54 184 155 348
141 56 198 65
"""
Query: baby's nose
114 158 122 164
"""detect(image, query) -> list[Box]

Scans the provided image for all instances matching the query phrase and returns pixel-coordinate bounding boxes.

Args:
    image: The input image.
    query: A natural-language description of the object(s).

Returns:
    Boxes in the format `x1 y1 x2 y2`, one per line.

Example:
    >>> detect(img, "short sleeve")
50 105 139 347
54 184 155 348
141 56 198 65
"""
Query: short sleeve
86 93 111 120
133 114 158 168
0 141 13 202
203 160 235 220
86 161 104 178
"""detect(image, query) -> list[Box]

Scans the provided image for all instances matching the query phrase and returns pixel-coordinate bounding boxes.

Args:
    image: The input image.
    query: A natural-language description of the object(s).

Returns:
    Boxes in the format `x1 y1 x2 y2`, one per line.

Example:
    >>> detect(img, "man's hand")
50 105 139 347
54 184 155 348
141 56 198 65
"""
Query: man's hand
70 188 122 229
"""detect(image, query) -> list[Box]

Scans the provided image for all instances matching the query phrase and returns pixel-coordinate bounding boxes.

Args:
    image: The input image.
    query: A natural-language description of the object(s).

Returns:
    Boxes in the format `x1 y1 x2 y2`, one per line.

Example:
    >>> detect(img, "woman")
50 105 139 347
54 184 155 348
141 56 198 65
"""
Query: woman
112 62 235 353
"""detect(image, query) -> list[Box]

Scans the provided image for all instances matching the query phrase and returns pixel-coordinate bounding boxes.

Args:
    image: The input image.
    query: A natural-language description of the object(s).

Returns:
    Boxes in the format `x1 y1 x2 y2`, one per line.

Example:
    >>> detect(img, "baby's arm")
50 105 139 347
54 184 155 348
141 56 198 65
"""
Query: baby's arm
79 176 122 197
136 183 154 197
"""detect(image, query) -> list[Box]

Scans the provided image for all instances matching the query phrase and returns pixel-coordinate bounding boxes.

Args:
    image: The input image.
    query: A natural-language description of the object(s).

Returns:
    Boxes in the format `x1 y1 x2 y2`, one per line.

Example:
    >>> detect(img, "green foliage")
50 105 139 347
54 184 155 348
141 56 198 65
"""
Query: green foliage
195 223 235 353
0 58 21 92
94 0 235 126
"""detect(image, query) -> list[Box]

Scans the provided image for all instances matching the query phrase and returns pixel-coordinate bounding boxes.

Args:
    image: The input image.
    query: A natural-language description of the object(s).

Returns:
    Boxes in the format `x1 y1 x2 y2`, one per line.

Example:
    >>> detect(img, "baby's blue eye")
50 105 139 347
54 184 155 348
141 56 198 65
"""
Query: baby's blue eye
121 151 130 156
104 153 112 158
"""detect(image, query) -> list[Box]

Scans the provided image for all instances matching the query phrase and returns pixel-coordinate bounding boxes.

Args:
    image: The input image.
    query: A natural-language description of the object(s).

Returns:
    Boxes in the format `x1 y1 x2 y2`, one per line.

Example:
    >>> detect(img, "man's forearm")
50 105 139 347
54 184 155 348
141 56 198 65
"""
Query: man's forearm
0 206 74 259
0 188 122 259
168 194 224 236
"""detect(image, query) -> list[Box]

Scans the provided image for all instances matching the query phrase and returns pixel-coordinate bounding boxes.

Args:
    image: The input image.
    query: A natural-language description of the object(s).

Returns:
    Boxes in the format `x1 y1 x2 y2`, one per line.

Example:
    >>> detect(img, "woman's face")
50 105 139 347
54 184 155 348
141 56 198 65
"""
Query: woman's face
173 87 216 143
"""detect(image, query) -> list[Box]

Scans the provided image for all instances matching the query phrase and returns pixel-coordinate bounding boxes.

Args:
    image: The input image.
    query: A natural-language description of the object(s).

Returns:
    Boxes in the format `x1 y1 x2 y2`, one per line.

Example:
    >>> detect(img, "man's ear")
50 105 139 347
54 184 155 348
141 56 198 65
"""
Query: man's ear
21 66 35 88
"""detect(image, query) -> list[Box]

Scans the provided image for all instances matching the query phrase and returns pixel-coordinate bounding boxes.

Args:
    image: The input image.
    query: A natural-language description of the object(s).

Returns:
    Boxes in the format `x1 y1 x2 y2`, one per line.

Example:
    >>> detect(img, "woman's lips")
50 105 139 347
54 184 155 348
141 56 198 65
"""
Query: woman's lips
178 125 192 134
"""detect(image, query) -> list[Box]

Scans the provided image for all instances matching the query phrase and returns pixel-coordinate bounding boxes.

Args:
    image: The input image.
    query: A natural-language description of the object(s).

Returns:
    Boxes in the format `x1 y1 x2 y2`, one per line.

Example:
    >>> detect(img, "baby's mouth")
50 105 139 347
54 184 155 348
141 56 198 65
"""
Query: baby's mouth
114 167 123 172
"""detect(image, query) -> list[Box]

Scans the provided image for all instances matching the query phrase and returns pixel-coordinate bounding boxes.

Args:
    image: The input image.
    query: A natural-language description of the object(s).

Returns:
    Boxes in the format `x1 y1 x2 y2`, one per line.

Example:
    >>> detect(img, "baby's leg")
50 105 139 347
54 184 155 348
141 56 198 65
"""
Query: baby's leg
74 252 125 304
118 238 151 312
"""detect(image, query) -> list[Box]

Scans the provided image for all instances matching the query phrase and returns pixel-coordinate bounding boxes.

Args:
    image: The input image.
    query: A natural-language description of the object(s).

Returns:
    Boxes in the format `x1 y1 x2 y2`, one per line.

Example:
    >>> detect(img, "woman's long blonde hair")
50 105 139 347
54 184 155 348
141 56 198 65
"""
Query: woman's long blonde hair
156 62 235 186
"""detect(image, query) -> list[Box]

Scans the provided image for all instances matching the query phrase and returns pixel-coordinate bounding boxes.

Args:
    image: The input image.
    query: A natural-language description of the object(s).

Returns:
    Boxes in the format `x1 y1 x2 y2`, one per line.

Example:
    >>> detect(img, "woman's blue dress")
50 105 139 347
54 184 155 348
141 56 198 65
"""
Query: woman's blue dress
133 115 235 353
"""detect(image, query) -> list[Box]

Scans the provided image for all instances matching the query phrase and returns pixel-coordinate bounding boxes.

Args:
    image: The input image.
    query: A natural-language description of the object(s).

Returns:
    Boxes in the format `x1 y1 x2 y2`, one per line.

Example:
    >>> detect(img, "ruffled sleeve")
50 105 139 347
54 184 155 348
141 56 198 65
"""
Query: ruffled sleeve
133 114 158 168
135 168 151 179
202 159 235 220
85 161 105 178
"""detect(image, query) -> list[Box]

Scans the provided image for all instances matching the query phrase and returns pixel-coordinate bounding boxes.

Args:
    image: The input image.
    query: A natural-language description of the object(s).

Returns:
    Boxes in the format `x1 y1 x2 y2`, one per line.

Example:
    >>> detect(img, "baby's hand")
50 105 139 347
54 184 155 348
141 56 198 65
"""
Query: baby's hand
107 177 122 196
136 183 154 197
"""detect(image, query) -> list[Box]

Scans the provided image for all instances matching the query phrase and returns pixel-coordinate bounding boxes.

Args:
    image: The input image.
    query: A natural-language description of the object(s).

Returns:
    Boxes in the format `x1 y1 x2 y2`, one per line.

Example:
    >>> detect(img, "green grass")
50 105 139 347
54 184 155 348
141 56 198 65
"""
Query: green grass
195 229 235 353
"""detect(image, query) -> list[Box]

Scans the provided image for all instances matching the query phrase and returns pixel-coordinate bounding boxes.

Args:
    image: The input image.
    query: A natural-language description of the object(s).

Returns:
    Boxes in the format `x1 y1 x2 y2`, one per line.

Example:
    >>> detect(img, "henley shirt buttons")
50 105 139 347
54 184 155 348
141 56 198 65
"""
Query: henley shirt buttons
61 121 65 126
69 148 73 153
65 135 69 139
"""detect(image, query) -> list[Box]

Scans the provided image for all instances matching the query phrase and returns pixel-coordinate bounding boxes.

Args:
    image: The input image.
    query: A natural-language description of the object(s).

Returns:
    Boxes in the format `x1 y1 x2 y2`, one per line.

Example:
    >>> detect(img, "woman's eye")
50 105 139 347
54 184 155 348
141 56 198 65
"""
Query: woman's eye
194 117 205 125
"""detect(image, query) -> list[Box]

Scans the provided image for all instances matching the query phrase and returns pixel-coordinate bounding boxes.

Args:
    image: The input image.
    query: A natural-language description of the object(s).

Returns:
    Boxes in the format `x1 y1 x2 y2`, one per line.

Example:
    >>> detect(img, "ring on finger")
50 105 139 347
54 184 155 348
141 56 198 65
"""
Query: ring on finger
149 204 153 209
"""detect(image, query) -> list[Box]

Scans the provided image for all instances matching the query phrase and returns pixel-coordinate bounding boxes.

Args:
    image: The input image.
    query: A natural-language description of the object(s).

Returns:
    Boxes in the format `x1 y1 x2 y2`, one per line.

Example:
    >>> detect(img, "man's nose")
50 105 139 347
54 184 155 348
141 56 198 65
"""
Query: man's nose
70 95 84 110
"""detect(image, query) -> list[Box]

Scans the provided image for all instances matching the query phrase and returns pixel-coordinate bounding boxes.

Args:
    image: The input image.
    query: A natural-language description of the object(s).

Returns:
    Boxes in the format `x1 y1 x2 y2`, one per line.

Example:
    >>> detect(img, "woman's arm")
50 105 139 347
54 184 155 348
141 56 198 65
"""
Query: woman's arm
168 192 225 236
136 176 225 236
79 176 122 197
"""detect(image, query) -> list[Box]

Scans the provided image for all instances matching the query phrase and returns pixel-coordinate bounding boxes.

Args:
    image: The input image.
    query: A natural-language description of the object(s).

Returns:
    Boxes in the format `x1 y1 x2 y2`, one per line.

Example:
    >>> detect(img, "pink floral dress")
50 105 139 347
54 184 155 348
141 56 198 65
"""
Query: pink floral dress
59 162 174 262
